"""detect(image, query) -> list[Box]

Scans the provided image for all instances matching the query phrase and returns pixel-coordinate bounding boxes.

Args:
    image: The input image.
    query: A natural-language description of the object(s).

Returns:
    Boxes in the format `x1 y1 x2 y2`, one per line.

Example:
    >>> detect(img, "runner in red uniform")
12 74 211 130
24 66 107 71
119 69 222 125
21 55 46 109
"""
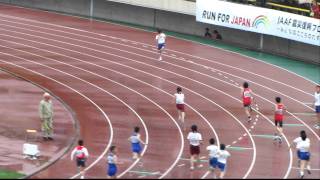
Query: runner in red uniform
274 97 286 144
241 82 254 122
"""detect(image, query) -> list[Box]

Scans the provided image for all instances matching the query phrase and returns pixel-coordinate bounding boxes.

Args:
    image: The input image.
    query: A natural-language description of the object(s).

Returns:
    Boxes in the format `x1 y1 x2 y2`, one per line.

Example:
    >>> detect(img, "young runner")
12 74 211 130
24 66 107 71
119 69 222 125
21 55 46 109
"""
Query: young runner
70 140 89 179
290 130 311 178
216 144 231 179
241 82 254 122
206 138 219 178
273 97 286 144
174 87 186 130
187 124 203 170
128 126 146 159
314 85 320 129
155 29 166 61
107 146 119 179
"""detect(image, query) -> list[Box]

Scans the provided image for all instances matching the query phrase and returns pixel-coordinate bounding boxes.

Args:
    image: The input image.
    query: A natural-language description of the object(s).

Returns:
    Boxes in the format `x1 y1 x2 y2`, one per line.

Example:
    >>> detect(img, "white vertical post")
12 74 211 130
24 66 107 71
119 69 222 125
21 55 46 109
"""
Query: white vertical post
90 0 93 18
259 34 264 50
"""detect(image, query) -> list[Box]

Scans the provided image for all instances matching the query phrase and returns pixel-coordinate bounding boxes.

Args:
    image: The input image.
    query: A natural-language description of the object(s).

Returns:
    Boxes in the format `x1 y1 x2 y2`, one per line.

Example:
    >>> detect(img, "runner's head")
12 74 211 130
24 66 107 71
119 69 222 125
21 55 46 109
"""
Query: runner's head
275 97 281 103
316 85 320 92
300 130 307 141
191 124 198 132
110 145 117 153
243 82 249 88
157 29 162 34
209 138 215 145
134 126 140 133
78 140 83 146
177 87 182 93
220 144 226 150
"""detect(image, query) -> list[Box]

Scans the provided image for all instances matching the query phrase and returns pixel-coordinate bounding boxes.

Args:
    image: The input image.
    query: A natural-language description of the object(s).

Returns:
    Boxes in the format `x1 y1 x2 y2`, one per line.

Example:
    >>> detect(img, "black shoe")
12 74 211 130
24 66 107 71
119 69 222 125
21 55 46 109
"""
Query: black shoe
300 174 304 179
307 170 311 174
43 137 48 141
48 137 54 141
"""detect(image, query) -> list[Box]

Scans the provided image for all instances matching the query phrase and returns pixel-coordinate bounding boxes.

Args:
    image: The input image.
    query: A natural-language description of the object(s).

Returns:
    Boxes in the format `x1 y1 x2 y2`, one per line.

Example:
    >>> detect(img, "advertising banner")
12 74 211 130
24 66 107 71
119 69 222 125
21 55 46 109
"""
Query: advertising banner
196 0 320 46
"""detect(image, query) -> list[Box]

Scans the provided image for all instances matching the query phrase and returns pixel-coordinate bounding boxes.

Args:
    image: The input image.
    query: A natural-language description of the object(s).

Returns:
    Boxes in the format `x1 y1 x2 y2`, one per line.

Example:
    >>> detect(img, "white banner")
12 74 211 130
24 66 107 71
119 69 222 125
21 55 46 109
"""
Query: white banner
196 0 320 46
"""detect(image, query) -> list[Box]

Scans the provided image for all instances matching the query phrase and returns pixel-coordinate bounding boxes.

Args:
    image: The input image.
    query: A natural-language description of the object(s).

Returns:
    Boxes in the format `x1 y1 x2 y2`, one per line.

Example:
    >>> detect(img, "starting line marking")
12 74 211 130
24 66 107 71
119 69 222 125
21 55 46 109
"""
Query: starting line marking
128 170 161 176
180 158 208 162
226 146 253 151
292 167 320 171
291 113 315 116
283 123 304 127
252 134 276 139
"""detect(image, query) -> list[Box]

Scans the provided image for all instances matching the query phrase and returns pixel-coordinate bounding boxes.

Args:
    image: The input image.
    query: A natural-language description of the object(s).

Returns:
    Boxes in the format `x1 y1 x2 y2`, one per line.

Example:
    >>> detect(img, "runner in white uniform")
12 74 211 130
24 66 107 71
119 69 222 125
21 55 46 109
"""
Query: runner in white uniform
174 87 185 129
187 125 203 170
290 130 311 178
155 29 166 61
314 85 320 129
206 138 219 178
216 144 230 179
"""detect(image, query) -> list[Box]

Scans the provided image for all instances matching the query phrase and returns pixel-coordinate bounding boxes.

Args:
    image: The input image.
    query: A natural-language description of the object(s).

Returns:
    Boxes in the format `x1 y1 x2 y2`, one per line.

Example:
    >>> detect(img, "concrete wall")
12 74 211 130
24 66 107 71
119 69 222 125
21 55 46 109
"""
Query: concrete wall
106 0 195 15
93 0 155 27
0 0 319 64
1 0 90 16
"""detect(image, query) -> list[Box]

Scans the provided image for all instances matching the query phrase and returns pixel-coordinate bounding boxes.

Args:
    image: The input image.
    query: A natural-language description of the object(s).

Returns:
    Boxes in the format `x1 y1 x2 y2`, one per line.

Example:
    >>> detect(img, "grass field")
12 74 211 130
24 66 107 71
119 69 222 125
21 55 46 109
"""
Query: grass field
0 169 24 179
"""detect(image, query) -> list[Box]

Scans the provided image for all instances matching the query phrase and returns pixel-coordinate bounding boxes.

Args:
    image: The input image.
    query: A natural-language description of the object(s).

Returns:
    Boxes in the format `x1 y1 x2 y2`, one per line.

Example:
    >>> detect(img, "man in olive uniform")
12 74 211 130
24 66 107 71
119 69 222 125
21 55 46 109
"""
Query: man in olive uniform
39 92 54 141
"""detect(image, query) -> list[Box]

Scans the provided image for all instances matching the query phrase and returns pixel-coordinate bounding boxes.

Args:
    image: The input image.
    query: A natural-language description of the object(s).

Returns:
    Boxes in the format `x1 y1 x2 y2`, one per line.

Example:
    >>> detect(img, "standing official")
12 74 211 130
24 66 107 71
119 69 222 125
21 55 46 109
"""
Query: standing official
39 92 54 141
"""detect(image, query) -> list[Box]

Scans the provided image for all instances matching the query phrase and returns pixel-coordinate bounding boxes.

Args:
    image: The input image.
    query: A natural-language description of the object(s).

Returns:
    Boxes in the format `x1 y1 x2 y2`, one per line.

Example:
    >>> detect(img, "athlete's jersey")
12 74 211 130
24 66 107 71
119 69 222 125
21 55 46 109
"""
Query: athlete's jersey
107 153 116 164
242 88 252 105
275 103 285 121
175 93 185 104
156 33 166 44
130 133 140 144
71 145 89 160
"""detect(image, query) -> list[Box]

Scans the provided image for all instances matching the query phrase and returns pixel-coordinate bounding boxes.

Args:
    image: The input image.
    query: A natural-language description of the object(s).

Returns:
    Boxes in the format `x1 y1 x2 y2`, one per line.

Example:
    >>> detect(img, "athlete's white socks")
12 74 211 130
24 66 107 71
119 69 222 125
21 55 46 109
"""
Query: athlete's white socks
300 171 304 177
307 165 311 170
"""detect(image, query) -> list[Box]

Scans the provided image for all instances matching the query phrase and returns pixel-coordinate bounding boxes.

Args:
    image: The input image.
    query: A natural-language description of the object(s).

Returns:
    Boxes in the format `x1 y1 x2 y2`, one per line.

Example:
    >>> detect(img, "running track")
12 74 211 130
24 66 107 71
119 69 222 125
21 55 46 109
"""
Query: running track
0 4 319 179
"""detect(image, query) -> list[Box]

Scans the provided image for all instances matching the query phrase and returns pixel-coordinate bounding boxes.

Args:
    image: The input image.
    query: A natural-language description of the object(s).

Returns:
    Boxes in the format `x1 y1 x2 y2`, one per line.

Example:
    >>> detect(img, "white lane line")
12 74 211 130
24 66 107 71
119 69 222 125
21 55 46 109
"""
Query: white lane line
0 58 113 179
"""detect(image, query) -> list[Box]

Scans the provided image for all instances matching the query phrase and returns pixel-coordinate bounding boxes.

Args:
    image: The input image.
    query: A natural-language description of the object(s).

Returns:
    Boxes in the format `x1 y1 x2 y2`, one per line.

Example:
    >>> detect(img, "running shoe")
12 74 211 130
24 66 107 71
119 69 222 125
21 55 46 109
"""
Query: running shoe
278 136 282 144
307 169 311 174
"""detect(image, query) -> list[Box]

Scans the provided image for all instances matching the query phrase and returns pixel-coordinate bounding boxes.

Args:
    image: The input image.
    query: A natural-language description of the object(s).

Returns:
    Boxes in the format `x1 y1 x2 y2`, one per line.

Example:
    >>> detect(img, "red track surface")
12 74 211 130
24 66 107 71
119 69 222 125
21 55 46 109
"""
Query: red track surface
0 4 319 179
